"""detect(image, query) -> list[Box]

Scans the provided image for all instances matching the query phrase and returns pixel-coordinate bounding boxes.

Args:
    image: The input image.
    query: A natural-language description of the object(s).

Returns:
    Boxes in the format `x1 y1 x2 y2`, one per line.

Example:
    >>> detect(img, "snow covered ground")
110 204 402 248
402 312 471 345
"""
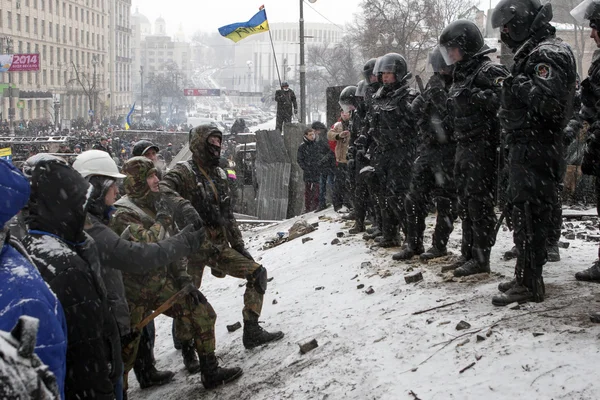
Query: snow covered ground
127 208 600 400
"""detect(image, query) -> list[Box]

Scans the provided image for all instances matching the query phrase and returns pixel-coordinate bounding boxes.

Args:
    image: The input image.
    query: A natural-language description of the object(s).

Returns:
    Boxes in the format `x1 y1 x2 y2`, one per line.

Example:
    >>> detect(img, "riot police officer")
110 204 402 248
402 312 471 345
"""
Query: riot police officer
393 47 458 261
570 0 600 295
492 0 577 305
440 20 509 276
369 53 417 248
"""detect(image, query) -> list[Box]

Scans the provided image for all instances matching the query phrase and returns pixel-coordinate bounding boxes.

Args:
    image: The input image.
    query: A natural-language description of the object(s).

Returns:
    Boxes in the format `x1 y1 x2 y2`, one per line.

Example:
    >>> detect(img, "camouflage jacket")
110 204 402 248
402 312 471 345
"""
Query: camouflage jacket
160 160 244 249
110 195 191 295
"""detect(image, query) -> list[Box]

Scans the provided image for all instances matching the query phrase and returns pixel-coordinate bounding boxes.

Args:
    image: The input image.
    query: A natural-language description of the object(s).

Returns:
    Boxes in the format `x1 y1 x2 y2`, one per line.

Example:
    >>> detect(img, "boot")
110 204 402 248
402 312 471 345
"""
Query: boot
504 246 518 261
366 226 379 235
199 353 243 390
590 312 600 323
342 211 356 220
392 239 423 261
181 340 201 374
546 243 560 262
420 246 448 261
454 247 490 277
442 255 469 272
242 320 284 349
349 221 366 234
138 366 175 389
497 278 516 293
363 228 381 241
575 261 600 281
492 279 545 306
377 238 401 248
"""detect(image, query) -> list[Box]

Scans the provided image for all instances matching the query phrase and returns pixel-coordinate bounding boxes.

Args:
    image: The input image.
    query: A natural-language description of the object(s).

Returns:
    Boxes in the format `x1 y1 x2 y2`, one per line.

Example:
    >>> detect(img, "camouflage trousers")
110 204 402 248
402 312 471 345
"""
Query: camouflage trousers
189 247 264 321
122 276 217 375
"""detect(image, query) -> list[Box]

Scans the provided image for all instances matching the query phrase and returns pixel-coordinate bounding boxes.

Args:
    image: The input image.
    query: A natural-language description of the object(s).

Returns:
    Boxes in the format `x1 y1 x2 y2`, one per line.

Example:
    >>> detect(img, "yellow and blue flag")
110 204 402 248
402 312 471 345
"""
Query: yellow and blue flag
218 7 270 43
125 102 135 130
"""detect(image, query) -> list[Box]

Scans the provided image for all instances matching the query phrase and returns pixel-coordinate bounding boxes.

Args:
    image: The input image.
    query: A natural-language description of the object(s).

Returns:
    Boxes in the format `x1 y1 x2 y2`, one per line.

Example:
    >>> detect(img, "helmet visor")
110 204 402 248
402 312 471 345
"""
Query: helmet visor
356 80 367 97
339 103 355 113
439 45 463 66
571 0 594 23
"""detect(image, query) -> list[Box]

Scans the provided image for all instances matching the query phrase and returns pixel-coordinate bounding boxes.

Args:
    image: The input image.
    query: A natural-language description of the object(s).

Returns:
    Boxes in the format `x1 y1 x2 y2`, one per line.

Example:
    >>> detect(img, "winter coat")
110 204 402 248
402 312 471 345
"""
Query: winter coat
327 120 350 164
0 159 68 399
315 131 336 175
297 137 321 183
275 89 298 118
22 160 121 400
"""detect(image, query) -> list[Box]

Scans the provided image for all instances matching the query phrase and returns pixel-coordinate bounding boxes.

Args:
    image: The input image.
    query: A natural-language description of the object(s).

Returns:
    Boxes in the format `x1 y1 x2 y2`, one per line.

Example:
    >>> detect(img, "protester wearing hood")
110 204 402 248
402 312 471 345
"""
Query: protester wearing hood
161 124 284 357
490 0 576 305
0 159 67 399
22 158 121 400
440 20 509 277
111 157 239 390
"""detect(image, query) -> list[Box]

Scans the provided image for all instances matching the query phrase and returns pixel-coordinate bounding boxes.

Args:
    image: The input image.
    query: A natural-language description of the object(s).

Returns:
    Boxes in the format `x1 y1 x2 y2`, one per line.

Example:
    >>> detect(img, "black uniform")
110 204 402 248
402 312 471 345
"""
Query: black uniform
448 52 508 274
370 81 417 246
275 89 298 132
493 2 576 304
399 73 457 259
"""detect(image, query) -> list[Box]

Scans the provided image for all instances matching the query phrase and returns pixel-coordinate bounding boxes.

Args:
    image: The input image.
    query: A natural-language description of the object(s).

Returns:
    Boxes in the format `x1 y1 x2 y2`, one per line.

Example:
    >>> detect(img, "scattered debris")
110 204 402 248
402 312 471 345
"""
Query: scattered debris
507 302 521 310
311 222 319 228
302 237 314 244
486 329 494 337
365 287 375 295
404 271 423 284
238 282 246 288
456 338 470 347
272 299 278 305
350 274 358 280
361 261 372 268
557 241 570 249
476 335 486 342
441 264 458 273
315 286 325 291
459 362 476 374
336 232 345 238
476 354 483 361
438 321 451 326
226 322 242 332
267 277 274 282
331 238 341 245
412 299 465 315
289 220 317 241
408 390 422 400
357 284 365 289
565 233 576 240
533 332 544 337
379 270 393 279
299 339 319 354
456 320 471 331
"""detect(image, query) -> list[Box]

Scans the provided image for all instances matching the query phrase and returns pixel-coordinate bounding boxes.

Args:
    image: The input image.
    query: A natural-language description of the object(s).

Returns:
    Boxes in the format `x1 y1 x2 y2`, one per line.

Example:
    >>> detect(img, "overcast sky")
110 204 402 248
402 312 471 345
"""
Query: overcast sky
131 0 363 38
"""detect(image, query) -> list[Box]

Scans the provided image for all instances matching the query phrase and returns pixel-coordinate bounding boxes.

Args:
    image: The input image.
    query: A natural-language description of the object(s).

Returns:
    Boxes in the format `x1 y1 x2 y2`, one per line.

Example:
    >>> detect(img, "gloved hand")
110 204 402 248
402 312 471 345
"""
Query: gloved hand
120 330 141 347
347 159 355 172
234 245 254 261
181 282 208 305
180 203 203 230
155 210 173 228
178 224 207 252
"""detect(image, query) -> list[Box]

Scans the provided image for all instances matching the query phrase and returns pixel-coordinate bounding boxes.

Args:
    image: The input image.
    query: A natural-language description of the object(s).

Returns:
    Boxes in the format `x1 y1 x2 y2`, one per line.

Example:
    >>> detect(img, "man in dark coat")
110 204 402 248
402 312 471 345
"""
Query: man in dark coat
275 82 298 132
312 121 336 211
22 159 121 400
297 127 321 212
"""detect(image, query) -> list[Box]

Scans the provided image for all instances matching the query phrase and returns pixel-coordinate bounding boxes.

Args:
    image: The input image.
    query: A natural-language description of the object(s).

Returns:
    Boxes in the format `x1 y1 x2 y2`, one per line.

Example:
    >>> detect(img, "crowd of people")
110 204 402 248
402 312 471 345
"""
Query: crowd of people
0 121 282 398
6 0 600 397
298 0 600 309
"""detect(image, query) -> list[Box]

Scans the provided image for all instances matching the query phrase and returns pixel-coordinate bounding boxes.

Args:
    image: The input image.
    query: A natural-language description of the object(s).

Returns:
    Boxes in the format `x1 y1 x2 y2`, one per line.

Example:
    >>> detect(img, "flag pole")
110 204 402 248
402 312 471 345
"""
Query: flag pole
262 6 282 88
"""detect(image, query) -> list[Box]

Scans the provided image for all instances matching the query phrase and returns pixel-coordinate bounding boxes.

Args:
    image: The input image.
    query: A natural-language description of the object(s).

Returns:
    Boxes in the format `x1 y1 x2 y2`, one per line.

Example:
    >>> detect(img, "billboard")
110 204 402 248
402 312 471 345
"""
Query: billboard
0 147 13 163
0 54 41 72
183 88 221 97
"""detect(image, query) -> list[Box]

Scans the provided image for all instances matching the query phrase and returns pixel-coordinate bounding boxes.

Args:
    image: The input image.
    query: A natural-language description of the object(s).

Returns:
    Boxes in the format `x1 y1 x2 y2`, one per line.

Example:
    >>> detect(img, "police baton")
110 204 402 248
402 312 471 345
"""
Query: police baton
415 75 425 93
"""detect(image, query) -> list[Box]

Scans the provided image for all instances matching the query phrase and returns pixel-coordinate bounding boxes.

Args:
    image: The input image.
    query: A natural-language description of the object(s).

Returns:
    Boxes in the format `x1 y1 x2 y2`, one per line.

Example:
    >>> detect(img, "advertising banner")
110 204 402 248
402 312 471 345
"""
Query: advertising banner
0 54 41 72
0 147 13 163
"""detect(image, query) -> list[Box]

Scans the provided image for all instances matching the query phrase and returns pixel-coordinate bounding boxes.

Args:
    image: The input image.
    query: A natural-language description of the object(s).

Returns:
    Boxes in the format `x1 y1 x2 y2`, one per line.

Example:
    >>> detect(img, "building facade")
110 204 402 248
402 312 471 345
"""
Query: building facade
107 0 132 119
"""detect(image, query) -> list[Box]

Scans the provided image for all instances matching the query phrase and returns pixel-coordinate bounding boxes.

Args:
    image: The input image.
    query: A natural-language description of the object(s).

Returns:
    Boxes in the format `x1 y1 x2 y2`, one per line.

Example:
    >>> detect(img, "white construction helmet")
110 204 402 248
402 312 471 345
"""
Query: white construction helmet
72 149 126 179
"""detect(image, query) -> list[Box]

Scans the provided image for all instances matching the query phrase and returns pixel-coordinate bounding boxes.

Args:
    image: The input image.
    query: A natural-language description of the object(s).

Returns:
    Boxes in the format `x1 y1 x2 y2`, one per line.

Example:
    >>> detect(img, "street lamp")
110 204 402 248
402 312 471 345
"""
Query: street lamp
140 66 144 123
299 0 314 125
1 36 15 135
91 55 99 124
376 33 398 48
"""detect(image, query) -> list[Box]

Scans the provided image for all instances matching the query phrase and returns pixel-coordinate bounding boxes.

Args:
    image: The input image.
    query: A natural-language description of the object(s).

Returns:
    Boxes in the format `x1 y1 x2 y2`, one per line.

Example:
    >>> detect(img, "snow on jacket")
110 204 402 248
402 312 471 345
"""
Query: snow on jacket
22 159 121 400
327 120 350 164
297 136 321 183
0 159 68 399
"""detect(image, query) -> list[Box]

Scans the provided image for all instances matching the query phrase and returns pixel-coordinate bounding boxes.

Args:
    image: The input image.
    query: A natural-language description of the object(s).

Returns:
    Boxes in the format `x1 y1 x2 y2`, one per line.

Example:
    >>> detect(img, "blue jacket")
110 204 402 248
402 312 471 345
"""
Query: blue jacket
0 158 68 399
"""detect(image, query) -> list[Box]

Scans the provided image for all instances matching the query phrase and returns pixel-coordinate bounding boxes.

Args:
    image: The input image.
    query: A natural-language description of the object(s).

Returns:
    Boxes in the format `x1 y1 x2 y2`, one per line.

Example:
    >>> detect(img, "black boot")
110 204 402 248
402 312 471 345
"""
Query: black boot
442 255 469 272
181 340 201 374
453 259 490 277
242 320 284 349
377 237 401 248
575 261 600 281
497 278 516 293
392 244 424 260
504 246 518 261
492 284 536 306
138 366 175 389
420 246 448 261
363 228 381 241
199 353 243 390
349 221 366 234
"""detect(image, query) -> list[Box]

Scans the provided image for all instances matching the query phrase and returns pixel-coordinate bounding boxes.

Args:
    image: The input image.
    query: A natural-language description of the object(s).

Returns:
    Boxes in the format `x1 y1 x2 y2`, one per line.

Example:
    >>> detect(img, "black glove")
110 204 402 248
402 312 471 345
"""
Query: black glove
178 224 207 253
179 203 203 230
121 330 141 347
155 210 172 228
234 245 254 261
180 281 208 305
347 159 355 172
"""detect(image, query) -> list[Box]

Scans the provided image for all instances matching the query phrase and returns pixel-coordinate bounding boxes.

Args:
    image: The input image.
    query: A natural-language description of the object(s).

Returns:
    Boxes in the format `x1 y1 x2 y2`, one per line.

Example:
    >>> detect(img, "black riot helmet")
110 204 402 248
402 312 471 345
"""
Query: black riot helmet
439 20 484 65
356 80 367 97
339 86 358 112
571 0 600 28
378 52 408 83
132 140 159 157
492 0 543 46
428 46 449 73
362 58 377 82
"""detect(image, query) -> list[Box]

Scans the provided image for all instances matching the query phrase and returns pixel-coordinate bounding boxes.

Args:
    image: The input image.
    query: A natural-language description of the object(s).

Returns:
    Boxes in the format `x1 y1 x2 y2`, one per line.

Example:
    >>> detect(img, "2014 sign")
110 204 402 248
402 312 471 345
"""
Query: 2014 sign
0 53 40 72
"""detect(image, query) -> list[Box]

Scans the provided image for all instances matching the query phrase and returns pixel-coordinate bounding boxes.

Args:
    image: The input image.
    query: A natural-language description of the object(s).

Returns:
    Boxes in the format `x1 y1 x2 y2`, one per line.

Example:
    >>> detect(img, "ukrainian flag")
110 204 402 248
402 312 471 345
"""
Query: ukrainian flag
218 8 270 43
125 102 135 130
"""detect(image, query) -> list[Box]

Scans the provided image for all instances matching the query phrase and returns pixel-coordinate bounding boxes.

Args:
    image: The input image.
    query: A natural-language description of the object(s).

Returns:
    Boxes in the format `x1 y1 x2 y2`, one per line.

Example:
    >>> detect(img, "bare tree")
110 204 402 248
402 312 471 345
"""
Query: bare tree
146 63 190 123
69 62 99 123
552 0 588 77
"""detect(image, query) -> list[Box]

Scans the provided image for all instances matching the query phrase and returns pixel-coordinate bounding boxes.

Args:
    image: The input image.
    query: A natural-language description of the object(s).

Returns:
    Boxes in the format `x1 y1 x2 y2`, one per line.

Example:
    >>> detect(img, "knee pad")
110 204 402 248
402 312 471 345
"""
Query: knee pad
249 266 268 295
